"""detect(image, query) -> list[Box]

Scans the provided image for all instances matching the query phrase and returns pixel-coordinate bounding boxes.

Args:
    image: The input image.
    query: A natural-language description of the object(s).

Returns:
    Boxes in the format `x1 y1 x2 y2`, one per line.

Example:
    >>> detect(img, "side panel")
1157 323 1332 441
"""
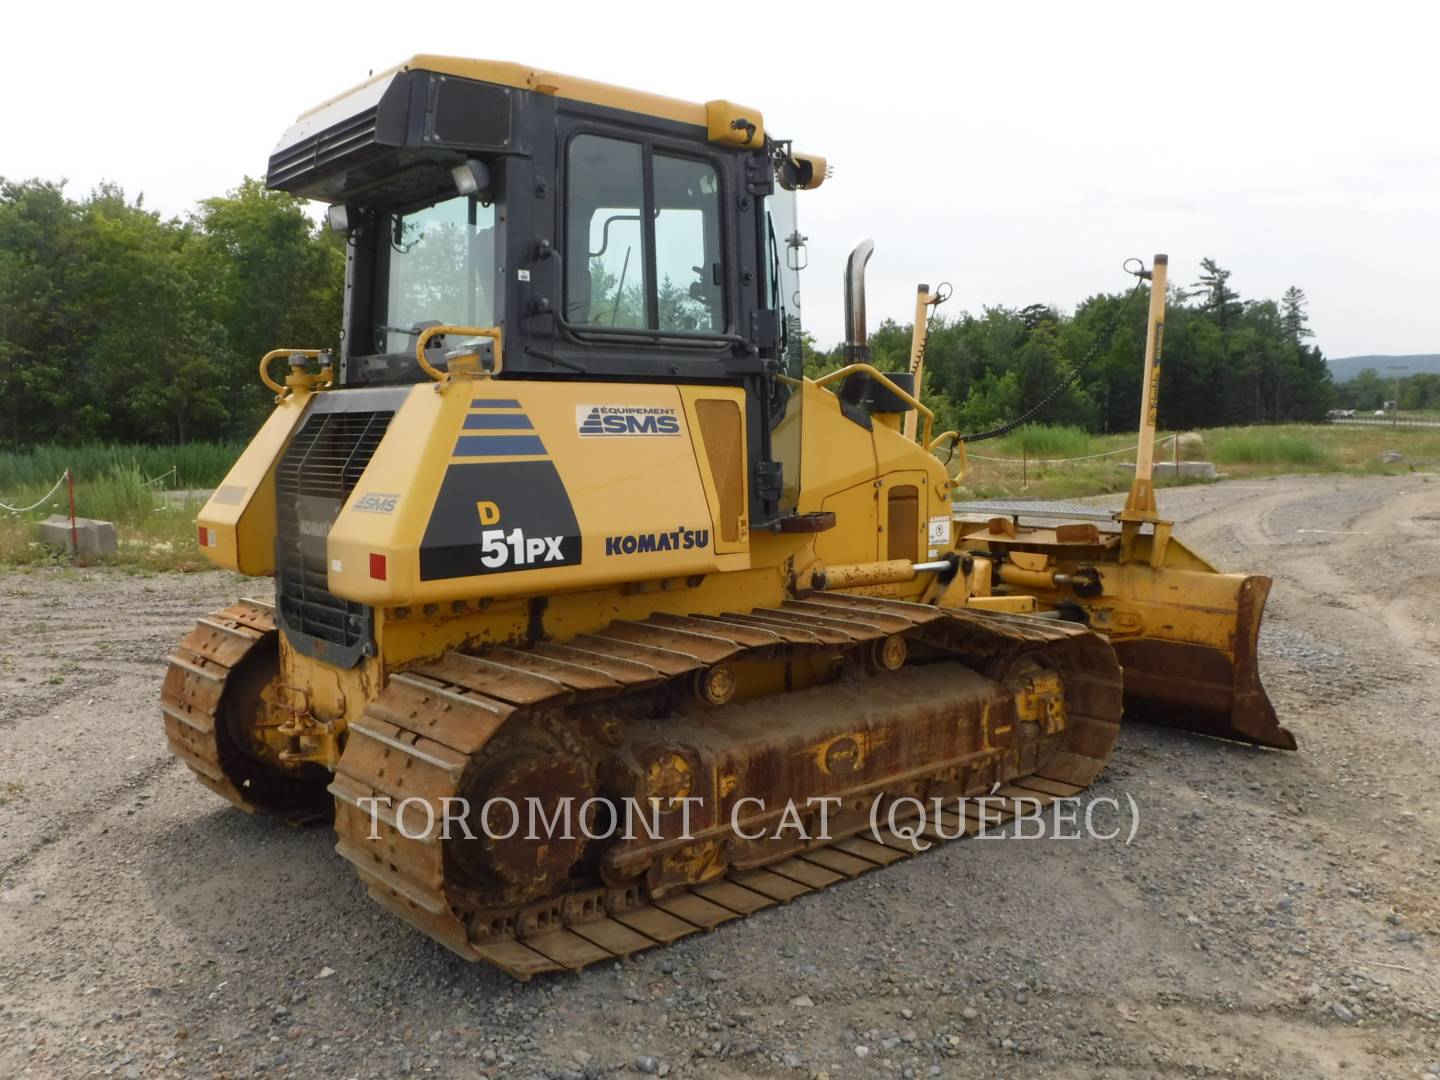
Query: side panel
794 382 879 509
196 395 311 575
871 409 954 558
327 381 743 606
818 481 881 566
679 388 749 555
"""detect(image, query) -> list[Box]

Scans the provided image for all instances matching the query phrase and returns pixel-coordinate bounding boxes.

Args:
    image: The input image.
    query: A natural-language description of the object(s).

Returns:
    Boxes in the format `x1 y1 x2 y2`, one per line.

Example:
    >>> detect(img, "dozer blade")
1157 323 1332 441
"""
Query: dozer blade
1105 573 1295 750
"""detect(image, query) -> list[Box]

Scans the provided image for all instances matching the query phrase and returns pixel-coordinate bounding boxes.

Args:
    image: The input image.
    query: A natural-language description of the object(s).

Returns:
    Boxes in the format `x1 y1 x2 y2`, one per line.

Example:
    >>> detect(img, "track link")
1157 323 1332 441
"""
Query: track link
330 596 1123 979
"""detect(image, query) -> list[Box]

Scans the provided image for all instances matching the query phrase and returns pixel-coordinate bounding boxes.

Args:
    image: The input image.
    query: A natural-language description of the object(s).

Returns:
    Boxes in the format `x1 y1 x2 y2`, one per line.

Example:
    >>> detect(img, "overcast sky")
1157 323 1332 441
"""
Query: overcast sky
5 1 1435 358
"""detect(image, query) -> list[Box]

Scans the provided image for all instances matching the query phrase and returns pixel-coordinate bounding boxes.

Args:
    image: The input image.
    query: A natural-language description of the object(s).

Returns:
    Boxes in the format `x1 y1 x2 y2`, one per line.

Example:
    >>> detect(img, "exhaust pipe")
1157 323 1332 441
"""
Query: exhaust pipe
843 239 875 363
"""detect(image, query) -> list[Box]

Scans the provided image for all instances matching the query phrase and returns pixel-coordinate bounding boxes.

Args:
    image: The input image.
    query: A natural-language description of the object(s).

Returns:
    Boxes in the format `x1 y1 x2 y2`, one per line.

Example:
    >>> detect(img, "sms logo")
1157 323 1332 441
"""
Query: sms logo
576 405 682 437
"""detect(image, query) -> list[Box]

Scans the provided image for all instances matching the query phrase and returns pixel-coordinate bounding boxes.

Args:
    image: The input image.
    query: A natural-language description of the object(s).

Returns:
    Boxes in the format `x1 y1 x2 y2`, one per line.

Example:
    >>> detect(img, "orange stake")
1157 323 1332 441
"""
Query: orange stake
65 468 78 555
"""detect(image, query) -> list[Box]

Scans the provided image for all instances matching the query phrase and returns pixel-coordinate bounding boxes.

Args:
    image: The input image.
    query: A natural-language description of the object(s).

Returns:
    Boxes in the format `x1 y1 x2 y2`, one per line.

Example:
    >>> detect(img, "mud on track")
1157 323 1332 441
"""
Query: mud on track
1 473 1437 1078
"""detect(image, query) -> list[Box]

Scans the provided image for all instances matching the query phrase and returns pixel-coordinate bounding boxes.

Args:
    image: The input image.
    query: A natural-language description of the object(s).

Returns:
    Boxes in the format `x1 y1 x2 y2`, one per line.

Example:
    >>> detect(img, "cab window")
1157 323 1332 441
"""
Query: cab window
565 133 723 334
565 135 646 327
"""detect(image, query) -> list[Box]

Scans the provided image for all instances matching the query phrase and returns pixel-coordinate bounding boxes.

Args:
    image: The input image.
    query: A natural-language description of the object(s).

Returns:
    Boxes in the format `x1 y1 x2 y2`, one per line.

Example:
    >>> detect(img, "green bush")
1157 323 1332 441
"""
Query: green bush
1210 431 1328 466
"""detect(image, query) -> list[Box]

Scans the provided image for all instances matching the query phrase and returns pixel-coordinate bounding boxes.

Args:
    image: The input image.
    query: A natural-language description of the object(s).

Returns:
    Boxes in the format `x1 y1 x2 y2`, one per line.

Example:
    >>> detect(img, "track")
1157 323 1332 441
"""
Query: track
160 600 277 814
160 599 328 823
325 595 1123 979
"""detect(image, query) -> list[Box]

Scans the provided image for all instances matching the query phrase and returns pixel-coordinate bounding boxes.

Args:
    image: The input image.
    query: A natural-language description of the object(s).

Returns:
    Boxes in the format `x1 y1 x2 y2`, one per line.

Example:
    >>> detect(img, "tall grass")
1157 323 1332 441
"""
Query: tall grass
0 442 239 568
951 421 1440 501
0 441 241 521
0 442 241 490
993 424 1093 459
1210 431 1329 466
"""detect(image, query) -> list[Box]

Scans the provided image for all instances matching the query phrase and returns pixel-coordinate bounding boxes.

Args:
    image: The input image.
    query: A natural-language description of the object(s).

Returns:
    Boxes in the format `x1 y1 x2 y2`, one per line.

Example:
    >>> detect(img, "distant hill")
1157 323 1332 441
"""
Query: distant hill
1328 354 1440 383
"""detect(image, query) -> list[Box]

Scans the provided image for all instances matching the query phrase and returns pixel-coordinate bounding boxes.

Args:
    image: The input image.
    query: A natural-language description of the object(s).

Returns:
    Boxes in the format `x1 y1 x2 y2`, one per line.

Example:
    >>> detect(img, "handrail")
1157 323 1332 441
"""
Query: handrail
812 363 939 450
259 349 328 397
929 429 966 476
413 325 503 382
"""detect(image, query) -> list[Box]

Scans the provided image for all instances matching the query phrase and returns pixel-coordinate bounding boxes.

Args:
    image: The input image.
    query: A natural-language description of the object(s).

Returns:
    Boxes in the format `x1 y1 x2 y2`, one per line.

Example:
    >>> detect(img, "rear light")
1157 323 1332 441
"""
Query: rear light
197 526 215 548
369 553 387 580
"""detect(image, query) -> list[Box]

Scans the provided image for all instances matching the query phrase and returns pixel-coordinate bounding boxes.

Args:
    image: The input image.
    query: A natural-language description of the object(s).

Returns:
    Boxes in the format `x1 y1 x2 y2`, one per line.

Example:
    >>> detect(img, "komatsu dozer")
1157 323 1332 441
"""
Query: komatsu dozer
163 56 1293 979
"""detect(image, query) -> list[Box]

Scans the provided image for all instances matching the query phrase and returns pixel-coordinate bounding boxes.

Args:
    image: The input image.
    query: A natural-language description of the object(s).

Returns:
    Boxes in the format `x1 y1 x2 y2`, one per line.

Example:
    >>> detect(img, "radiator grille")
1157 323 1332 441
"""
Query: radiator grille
275 410 393 653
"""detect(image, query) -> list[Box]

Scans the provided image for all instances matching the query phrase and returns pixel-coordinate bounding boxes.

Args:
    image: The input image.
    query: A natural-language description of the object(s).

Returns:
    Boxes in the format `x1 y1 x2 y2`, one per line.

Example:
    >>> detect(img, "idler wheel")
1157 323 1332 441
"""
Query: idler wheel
215 639 331 819
449 748 596 893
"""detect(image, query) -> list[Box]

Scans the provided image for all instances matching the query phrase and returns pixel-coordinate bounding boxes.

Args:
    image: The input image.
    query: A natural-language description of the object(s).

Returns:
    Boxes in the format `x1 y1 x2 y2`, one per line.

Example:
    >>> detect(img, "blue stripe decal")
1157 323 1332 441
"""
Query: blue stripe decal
454 435 547 457
463 413 534 430
470 398 522 409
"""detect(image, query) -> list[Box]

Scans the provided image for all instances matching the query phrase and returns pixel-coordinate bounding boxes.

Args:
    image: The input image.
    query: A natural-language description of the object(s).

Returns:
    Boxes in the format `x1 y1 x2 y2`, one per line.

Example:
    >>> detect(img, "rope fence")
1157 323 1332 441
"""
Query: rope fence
3 463 178 517
964 433 1182 466
0 469 71 514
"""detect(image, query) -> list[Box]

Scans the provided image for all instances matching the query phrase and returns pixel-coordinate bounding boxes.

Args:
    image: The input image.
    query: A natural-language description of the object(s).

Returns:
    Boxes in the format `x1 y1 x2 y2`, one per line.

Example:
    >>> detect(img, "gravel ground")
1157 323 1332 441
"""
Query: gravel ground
1 473 1438 1079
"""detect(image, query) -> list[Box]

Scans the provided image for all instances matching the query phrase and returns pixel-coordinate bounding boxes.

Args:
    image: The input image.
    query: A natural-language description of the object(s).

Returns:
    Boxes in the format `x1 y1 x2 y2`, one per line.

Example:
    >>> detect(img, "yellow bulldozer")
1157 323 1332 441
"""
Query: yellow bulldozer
163 56 1293 979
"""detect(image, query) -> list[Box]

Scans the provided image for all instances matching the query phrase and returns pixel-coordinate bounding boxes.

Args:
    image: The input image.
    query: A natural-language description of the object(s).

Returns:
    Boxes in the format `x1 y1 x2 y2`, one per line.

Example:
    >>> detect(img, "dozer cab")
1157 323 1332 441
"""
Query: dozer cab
163 56 1292 979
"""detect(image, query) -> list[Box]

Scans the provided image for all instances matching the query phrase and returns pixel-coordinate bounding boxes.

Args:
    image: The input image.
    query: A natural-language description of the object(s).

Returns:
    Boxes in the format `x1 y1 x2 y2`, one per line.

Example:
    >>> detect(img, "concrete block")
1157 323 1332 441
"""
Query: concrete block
39 515 118 557
1118 460 1217 481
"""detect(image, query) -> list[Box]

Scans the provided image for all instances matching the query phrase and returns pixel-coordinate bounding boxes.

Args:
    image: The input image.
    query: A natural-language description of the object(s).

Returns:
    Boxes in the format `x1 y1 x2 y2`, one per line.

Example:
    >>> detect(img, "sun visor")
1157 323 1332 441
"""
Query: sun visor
266 69 519 207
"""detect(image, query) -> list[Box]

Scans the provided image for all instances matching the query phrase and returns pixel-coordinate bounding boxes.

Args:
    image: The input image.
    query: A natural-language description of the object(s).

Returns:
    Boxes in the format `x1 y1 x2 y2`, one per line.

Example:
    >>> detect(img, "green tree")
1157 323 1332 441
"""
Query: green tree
826 258 1334 438
80 185 229 442
1192 257 1243 330
1281 286 1313 343
0 179 95 443
0 176 344 445
1340 368 1387 411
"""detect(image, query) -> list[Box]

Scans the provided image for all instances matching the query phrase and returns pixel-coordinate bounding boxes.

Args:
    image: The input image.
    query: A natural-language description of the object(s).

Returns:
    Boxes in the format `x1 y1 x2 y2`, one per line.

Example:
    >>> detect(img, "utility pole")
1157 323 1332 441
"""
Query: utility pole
1386 364 1408 427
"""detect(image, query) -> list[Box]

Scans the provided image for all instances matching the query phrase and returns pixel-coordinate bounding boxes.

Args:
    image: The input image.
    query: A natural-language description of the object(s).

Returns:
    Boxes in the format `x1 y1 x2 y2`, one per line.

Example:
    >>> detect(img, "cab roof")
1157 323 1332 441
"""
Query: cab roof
300 54 762 139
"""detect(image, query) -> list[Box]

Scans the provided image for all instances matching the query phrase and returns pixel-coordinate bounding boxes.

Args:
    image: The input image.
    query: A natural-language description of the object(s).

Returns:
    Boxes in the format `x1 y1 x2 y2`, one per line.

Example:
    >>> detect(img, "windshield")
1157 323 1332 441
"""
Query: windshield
383 194 496 353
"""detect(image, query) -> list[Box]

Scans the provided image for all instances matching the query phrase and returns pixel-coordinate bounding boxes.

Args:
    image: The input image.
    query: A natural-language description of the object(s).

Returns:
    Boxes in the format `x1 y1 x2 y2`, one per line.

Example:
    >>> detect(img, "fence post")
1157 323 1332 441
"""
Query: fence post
66 468 78 555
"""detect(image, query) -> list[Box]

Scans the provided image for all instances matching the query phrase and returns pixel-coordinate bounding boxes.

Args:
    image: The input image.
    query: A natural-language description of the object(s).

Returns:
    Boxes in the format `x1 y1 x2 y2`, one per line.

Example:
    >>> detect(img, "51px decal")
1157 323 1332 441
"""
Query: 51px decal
420 461 582 581
479 527 566 569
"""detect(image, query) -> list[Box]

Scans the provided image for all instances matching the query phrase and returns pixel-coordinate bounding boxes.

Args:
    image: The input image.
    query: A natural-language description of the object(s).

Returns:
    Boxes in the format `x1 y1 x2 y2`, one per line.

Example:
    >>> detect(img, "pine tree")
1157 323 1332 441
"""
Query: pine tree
1194 258 1242 329
1281 286 1313 343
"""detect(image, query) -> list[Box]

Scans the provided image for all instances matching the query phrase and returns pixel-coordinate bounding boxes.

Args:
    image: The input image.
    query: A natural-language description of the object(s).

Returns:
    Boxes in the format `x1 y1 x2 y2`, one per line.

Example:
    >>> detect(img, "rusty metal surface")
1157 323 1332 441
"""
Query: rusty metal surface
327 597 1123 979
1113 576 1295 750
161 600 277 813
161 599 332 821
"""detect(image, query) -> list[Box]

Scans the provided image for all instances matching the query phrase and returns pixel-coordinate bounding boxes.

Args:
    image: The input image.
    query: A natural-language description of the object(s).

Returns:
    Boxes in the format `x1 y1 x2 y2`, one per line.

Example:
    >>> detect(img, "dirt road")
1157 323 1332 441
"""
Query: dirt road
1 474 1437 1079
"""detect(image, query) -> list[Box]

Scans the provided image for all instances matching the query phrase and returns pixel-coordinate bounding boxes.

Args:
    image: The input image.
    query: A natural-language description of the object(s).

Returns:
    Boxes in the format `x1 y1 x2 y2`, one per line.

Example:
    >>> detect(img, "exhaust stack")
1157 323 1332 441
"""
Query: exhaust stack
843 239 875 363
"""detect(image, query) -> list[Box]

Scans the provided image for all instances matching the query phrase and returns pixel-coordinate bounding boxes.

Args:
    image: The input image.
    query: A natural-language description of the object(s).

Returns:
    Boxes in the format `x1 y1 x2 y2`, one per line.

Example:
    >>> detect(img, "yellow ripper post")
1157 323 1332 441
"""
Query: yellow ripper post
902 284 937 443
1118 253 1171 565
